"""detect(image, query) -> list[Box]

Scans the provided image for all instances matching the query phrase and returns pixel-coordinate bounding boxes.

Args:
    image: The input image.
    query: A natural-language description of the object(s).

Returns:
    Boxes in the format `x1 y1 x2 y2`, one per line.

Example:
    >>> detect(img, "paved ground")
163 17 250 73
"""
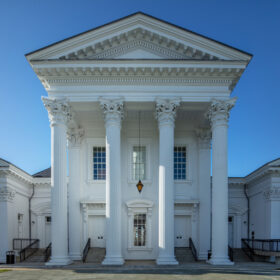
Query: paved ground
1 263 280 280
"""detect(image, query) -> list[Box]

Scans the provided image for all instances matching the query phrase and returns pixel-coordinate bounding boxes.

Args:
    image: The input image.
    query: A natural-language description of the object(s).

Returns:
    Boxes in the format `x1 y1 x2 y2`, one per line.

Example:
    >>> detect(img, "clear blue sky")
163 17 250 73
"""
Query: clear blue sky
0 0 279 176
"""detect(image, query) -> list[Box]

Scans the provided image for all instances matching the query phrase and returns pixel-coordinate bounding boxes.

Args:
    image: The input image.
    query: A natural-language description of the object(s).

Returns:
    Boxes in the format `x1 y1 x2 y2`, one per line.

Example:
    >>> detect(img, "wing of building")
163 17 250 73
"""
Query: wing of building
2 12 278 265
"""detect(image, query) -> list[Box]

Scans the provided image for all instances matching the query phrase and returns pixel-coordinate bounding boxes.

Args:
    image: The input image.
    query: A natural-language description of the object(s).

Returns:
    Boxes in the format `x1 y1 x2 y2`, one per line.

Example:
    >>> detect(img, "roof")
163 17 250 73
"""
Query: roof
25 11 252 58
33 167 51 178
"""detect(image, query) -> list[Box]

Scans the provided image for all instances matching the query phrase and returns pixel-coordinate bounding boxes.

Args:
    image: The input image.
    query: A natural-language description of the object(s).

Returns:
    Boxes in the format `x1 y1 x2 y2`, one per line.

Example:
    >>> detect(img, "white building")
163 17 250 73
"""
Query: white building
1 12 279 266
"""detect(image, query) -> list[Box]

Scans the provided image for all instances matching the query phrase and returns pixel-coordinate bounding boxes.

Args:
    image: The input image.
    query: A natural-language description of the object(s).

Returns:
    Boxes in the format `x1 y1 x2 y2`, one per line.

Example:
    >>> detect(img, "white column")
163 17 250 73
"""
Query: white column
155 98 180 265
100 98 124 265
0 187 15 263
68 128 84 260
42 97 72 266
207 98 236 265
196 129 211 260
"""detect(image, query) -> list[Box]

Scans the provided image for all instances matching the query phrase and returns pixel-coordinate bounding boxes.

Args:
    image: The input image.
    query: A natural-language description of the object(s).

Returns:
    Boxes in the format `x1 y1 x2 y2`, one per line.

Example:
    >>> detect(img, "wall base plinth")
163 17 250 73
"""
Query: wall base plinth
69 253 82 261
207 256 234 265
198 252 208 260
45 256 72 266
102 256 124 266
156 256 178 265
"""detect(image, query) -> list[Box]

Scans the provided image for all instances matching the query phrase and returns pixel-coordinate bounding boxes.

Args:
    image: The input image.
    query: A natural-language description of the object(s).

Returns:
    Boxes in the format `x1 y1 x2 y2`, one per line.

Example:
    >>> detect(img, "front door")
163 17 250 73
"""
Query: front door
174 215 191 247
88 216 106 248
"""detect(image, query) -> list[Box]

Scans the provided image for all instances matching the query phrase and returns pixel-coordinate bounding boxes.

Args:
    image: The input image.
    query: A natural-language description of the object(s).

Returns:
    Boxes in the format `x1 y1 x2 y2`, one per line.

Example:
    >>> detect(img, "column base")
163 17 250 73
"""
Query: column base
207 256 234 265
102 256 124 266
69 253 82 261
198 251 208 261
45 256 73 266
156 256 178 265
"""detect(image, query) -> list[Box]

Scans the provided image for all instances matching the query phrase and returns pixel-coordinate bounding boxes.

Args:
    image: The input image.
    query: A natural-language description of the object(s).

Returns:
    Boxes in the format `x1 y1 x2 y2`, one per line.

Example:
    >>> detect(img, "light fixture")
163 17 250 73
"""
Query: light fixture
136 111 144 193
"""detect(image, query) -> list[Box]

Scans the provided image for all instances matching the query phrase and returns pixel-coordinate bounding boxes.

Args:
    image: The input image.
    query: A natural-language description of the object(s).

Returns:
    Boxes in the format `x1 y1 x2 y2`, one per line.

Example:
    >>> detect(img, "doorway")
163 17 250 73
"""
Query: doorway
174 215 191 247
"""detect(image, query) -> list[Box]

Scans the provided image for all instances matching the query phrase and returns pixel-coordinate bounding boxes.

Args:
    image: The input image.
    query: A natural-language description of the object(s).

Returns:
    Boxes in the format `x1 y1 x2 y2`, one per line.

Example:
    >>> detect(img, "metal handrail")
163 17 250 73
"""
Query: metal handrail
19 239 40 262
228 245 234 262
242 238 280 252
189 237 198 261
13 238 38 250
241 239 255 261
44 242 52 262
82 238 91 263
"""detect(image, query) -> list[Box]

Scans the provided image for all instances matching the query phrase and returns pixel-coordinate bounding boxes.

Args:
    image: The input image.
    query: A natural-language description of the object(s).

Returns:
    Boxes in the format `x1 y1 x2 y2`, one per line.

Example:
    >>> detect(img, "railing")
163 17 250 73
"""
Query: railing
82 238 91 263
13 239 38 251
241 239 255 261
228 245 234 262
19 239 40 262
44 243 52 262
189 238 198 261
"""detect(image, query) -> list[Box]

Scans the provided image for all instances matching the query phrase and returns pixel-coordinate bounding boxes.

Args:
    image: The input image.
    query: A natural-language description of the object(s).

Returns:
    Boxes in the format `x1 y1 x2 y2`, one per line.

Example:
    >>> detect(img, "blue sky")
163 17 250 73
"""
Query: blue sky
0 0 279 176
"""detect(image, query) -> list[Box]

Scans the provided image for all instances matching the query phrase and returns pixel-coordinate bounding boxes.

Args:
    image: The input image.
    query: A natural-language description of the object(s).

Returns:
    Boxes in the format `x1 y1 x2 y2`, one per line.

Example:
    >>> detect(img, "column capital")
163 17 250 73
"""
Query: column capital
67 128 84 148
42 97 73 127
0 187 15 202
195 128 211 149
99 98 124 128
206 98 236 127
155 98 180 127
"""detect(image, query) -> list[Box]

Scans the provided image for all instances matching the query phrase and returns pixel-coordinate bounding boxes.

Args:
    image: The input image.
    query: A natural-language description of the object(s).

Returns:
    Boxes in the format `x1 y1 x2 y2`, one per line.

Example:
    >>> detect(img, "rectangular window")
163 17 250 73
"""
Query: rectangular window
93 147 106 180
132 146 146 181
134 214 146 246
174 146 187 180
45 216 51 223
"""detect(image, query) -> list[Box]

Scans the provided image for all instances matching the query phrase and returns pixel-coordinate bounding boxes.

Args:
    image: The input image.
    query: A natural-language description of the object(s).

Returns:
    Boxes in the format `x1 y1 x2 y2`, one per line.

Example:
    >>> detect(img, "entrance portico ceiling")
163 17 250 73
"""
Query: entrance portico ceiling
26 12 252 98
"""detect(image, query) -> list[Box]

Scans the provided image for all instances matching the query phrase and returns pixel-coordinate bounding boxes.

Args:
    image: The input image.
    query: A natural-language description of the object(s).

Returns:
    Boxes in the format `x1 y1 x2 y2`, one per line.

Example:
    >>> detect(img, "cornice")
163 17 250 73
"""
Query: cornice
0 167 33 185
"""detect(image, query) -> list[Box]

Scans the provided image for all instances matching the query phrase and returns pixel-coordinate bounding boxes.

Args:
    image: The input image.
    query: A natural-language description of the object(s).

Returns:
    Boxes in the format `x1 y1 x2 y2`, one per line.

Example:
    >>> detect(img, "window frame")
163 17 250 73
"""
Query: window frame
87 139 106 184
174 145 187 181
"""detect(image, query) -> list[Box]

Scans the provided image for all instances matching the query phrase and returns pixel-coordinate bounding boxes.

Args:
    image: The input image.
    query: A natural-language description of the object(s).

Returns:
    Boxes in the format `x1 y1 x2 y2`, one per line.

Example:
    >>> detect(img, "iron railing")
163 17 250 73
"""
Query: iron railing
82 238 91 263
19 239 40 262
241 238 255 261
13 239 38 251
44 242 52 262
189 237 198 261
228 245 234 262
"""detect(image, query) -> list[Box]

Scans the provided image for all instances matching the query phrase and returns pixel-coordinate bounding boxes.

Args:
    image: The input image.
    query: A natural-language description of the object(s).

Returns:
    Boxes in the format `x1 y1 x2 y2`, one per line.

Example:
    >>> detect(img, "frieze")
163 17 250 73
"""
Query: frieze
263 187 280 201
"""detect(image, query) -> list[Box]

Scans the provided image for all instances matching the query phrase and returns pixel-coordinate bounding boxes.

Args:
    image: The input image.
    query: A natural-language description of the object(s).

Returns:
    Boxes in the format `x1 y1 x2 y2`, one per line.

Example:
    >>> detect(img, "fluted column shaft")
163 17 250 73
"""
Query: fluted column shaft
207 98 236 265
100 99 124 265
42 97 72 266
156 99 180 265
68 128 84 260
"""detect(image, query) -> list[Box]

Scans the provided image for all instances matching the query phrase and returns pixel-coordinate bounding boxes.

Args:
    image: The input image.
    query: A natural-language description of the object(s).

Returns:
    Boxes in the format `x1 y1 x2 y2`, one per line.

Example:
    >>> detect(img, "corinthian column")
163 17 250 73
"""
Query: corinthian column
155 98 180 265
207 98 236 265
100 98 124 265
68 128 84 260
42 97 72 266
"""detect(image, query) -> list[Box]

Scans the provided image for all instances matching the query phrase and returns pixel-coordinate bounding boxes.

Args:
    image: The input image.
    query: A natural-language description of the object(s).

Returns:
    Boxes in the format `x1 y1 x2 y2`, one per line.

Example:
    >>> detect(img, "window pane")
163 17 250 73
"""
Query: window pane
134 214 146 246
132 146 146 181
93 147 106 180
174 146 187 180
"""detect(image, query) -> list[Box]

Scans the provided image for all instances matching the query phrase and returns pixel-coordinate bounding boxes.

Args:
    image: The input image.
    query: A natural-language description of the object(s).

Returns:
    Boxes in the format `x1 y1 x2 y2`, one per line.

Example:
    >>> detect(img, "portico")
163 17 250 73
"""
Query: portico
25 12 252 266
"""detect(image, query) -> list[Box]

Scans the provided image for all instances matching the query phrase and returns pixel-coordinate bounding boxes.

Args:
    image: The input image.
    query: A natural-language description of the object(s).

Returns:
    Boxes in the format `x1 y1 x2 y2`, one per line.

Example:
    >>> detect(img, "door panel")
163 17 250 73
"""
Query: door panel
88 216 106 248
174 215 191 247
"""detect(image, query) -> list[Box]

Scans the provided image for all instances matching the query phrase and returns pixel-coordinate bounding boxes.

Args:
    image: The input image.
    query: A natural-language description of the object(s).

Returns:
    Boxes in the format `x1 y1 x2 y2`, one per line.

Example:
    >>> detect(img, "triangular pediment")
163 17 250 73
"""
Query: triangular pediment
26 12 252 62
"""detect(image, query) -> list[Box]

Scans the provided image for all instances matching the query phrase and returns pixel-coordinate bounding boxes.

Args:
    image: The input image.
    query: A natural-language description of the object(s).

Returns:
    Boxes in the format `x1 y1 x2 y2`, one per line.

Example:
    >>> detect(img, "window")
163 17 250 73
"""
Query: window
45 216 51 223
134 214 146 246
93 147 106 180
132 146 146 181
174 146 186 180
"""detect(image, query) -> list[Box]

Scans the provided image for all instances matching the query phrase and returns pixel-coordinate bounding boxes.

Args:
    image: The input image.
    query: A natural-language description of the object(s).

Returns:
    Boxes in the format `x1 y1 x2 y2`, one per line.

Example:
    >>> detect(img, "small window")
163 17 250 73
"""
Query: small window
93 147 106 180
228 216 233 223
174 146 187 180
18 214 23 222
134 214 146 246
132 146 146 181
45 216 51 223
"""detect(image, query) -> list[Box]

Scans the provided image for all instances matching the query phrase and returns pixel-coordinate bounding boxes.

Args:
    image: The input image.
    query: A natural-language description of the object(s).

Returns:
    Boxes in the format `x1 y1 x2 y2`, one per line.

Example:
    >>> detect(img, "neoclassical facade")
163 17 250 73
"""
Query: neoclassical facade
2 12 270 265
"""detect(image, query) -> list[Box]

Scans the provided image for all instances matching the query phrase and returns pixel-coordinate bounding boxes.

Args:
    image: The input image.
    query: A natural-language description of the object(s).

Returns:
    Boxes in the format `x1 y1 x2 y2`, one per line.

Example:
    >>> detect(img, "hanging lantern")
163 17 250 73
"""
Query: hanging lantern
136 180 144 193
136 111 144 193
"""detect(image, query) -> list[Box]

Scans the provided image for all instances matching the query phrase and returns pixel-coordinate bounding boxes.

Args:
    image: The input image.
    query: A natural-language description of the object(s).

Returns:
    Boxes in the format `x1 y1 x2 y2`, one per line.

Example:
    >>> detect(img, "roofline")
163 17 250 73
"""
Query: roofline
0 157 33 178
25 11 253 58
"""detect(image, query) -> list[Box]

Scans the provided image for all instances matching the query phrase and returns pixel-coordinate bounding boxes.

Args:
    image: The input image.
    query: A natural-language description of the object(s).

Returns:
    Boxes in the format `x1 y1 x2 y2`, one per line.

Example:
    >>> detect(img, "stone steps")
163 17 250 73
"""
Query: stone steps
24 249 45 263
85 247 106 263
175 247 195 263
